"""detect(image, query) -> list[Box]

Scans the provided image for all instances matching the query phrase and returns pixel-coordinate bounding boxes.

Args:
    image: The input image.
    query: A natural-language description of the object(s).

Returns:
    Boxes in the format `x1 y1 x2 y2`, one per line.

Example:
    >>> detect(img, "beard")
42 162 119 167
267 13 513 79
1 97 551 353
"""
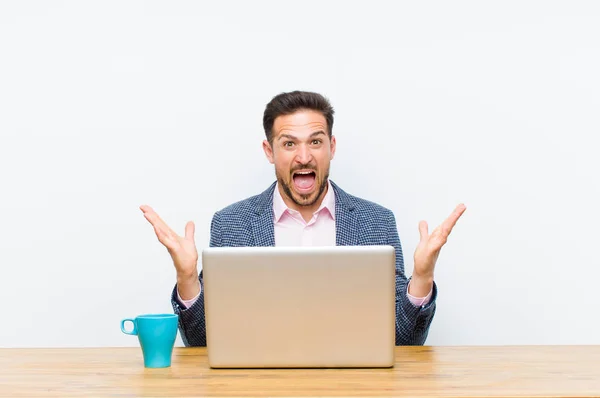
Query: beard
276 164 330 208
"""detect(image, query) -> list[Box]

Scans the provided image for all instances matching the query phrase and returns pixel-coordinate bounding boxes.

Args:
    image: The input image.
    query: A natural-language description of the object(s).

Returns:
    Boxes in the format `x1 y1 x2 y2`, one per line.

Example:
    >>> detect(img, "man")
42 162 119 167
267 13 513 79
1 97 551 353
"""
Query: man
140 91 466 346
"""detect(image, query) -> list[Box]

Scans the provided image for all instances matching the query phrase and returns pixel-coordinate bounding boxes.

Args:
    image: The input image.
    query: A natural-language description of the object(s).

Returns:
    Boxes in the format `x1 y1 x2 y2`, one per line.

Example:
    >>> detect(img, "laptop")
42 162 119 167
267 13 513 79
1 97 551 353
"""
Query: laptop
202 245 396 368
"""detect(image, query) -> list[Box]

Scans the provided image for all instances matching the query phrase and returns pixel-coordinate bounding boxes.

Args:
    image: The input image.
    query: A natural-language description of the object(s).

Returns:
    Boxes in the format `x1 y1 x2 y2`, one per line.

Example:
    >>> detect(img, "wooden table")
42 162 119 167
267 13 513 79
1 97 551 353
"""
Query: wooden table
1 346 599 397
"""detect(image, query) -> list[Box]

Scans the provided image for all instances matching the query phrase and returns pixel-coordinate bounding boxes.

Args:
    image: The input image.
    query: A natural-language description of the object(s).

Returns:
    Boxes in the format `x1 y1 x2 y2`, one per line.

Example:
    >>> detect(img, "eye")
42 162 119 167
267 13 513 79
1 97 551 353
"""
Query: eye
311 139 322 145
283 141 294 147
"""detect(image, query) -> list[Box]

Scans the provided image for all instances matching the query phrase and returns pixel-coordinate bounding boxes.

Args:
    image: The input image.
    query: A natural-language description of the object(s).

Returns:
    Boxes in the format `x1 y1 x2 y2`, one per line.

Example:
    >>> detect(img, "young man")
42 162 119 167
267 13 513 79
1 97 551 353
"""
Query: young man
140 91 466 346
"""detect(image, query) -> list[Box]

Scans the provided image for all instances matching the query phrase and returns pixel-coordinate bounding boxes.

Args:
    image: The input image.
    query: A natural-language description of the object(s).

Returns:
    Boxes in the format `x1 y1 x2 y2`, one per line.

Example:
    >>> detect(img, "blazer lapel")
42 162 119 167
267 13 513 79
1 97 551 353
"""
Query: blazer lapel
332 181 359 246
251 182 276 247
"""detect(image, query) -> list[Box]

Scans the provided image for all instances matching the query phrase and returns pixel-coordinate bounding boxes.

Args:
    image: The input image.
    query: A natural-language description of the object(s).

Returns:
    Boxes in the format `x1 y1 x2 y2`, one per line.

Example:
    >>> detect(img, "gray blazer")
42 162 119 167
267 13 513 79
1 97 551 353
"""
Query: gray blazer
171 180 437 346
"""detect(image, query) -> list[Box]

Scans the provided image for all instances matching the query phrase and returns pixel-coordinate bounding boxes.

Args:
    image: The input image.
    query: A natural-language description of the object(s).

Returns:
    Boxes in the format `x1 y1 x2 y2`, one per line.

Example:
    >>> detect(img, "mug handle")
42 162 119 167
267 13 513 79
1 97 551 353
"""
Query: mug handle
121 318 137 335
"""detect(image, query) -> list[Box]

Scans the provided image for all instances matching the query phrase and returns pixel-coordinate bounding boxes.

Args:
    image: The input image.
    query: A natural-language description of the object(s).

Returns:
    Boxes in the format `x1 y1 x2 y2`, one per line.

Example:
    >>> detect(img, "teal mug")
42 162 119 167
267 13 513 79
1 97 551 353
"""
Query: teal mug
121 314 179 368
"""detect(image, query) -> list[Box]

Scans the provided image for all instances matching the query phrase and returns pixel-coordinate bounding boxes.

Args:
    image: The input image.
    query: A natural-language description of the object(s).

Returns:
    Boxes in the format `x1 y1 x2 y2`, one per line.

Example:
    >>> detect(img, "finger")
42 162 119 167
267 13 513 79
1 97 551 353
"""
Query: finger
441 203 467 233
142 211 163 230
139 204 153 213
185 221 195 241
141 206 177 237
418 220 429 241
140 205 162 220
143 212 178 244
140 205 161 227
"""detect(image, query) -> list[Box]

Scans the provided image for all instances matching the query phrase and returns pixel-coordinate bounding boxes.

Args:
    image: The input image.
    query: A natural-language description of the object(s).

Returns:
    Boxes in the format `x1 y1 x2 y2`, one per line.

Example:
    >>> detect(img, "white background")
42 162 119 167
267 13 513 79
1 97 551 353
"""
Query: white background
1 1 599 348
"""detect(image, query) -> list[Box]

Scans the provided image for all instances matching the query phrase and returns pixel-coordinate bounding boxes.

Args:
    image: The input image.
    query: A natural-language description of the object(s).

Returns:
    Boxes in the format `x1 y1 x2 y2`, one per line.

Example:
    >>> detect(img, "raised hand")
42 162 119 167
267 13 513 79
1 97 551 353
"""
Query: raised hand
140 205 200 298
410 203 467 296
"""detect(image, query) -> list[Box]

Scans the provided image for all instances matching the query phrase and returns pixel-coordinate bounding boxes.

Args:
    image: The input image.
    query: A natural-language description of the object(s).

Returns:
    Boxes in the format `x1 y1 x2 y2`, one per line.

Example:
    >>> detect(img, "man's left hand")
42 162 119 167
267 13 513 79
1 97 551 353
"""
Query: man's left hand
409 203 467 297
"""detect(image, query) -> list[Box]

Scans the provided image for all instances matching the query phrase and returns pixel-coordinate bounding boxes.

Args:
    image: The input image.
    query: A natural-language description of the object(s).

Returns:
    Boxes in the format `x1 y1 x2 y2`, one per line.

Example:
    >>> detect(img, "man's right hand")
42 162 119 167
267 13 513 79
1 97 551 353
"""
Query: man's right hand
140 205 200 300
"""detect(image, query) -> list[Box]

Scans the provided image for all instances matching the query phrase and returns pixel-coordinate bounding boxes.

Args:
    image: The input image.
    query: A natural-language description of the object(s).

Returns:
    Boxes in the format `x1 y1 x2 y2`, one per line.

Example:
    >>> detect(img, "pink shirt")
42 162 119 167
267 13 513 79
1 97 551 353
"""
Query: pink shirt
178 181 432 307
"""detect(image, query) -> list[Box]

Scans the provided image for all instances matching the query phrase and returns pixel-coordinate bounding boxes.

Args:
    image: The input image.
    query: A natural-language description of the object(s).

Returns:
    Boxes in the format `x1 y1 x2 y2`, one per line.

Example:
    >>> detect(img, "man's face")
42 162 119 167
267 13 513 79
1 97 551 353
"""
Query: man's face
263 109 336 209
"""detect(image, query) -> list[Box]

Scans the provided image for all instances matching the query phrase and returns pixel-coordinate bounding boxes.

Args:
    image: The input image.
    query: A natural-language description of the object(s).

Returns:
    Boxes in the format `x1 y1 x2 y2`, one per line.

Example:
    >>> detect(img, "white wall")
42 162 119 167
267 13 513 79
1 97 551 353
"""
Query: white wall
1 1 599 348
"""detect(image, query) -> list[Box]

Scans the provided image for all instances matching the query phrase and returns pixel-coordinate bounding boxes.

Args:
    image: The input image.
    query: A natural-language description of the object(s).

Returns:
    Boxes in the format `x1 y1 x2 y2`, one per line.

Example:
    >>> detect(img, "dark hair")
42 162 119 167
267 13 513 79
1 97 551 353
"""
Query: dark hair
263 91 335 144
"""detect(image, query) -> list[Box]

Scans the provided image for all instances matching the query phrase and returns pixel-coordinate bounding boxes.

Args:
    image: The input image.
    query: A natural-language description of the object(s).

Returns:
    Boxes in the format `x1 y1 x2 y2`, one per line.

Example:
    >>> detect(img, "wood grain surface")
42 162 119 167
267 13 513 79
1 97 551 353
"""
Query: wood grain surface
1 346 599 397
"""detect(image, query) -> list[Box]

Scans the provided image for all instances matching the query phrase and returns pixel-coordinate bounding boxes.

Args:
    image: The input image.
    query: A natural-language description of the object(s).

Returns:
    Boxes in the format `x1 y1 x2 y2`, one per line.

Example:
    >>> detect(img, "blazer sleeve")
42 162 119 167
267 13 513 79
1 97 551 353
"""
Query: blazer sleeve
170 211 222 347
387 210 438 345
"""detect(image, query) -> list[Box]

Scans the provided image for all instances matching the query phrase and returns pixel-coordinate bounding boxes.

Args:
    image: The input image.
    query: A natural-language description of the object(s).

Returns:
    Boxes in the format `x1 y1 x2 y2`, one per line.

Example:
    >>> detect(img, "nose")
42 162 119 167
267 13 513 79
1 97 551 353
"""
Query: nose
295 143 313 165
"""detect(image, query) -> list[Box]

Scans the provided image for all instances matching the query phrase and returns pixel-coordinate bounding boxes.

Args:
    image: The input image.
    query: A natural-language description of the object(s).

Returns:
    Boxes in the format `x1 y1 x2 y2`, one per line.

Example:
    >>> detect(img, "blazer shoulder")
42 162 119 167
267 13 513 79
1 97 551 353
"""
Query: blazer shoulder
214 194 263 219
338 188 395 220
212 182 275 220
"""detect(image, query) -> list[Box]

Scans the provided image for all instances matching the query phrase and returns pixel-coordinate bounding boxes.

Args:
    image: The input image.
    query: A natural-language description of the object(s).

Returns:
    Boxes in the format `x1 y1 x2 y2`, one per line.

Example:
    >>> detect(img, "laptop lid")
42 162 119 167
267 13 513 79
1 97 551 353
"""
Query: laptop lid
202 245 396 368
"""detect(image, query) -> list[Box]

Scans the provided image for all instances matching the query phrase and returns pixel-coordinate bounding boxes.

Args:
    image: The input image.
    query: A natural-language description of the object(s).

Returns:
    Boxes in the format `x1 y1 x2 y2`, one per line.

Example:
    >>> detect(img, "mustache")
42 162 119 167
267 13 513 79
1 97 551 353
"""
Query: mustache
290 165 317 174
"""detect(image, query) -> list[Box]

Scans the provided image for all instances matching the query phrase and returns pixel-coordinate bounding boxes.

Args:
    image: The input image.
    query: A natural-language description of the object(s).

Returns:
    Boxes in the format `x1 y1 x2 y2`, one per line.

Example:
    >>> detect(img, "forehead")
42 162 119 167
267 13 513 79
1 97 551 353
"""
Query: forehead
272 110 327 139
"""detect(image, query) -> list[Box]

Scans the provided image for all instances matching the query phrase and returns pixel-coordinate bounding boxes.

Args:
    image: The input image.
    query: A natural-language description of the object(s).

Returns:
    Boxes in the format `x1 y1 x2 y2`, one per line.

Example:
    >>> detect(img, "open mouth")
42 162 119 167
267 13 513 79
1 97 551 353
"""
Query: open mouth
292 170 316 193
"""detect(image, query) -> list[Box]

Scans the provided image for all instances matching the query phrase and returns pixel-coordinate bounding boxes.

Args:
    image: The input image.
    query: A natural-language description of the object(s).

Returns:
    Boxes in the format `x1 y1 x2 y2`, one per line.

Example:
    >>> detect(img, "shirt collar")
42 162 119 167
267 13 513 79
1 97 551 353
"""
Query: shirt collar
273 179 335 223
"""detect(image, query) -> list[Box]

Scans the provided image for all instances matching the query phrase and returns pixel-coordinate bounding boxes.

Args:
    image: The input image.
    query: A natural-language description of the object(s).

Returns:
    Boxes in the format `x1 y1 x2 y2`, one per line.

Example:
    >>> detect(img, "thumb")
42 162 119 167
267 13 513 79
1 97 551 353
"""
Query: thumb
184 221 195 241
418 220 429 242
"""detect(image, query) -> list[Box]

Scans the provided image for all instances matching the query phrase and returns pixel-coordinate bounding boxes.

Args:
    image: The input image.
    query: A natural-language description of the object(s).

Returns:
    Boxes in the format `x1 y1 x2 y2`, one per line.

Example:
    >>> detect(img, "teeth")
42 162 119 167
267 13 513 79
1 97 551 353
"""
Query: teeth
296 171 313 174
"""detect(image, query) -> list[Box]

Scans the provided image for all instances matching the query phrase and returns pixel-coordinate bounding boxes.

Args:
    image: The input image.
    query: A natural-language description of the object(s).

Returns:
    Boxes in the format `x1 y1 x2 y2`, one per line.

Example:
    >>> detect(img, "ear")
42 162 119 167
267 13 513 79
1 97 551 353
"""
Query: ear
263 139 274 164
330 135 337 160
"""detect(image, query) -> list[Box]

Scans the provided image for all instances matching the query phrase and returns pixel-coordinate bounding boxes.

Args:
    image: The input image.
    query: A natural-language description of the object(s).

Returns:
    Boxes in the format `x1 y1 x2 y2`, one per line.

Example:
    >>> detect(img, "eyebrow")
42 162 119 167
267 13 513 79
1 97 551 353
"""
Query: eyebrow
278 131 326 141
